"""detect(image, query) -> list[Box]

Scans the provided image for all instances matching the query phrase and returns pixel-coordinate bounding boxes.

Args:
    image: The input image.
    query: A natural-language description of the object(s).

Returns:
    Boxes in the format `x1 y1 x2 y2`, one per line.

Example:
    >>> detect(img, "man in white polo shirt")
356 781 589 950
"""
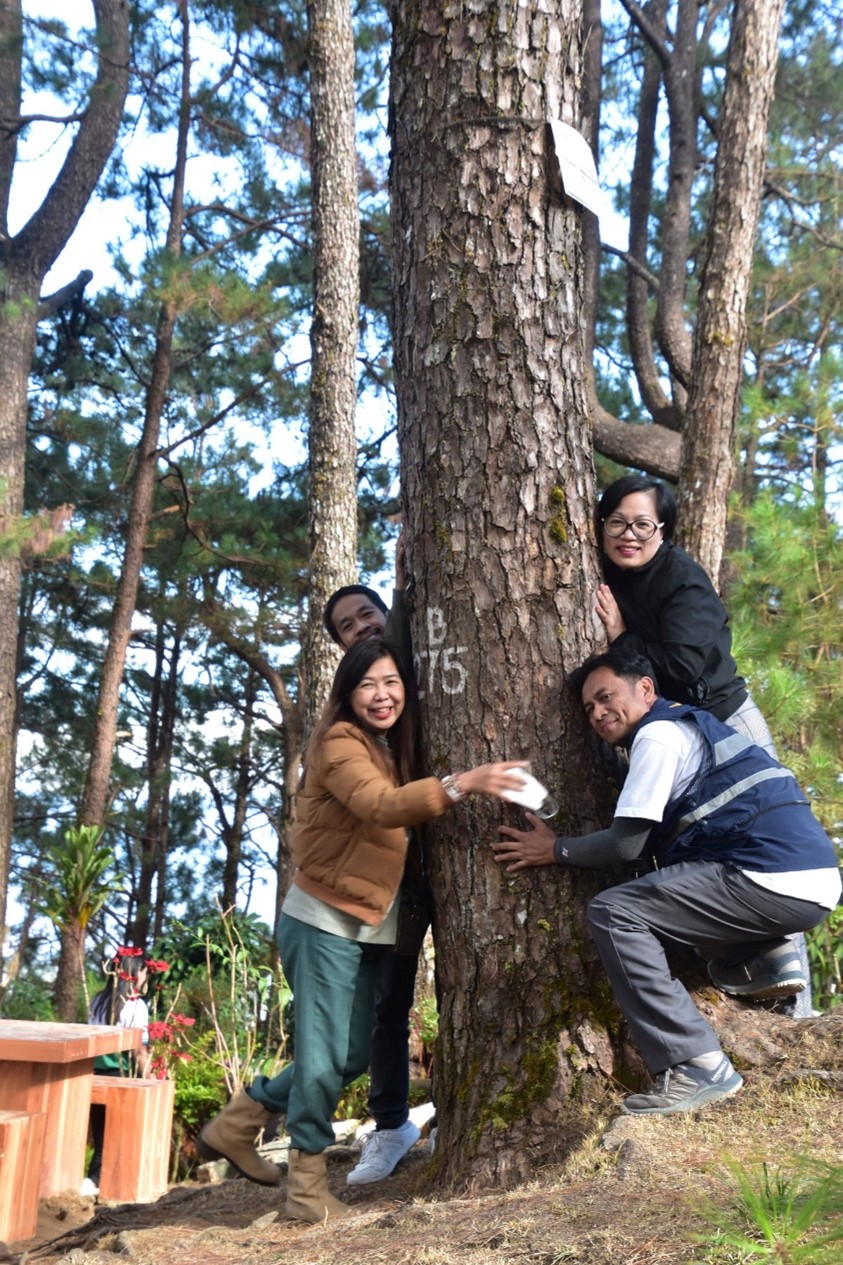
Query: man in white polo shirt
493 649 841 1116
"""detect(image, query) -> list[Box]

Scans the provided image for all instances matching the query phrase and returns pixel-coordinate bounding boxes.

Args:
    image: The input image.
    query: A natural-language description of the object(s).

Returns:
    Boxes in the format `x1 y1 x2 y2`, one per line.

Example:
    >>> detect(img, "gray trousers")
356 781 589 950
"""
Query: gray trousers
587 861 829 1075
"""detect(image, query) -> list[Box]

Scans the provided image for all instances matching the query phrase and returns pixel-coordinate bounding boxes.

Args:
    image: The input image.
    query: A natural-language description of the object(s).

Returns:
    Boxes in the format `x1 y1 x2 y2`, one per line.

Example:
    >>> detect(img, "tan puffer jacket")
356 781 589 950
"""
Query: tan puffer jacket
291 722 445 925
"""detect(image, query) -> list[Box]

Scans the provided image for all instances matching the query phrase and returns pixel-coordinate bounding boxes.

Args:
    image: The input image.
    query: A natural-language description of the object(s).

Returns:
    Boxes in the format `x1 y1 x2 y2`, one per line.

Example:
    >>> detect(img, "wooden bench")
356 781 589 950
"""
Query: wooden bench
0 1019 141 1198
0 1110 46 1244
90 1076 175 1203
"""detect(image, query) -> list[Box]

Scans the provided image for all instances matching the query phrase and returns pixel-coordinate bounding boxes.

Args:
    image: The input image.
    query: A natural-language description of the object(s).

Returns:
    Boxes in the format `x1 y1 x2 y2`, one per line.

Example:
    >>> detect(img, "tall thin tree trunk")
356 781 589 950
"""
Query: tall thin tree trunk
678 0 785 581
0 0 129 960
79 1 191 828
127 623 180 948
220 668 258 912
53 922 86 1022
0 882 38 1002
302 0 360 734
152 629 179 943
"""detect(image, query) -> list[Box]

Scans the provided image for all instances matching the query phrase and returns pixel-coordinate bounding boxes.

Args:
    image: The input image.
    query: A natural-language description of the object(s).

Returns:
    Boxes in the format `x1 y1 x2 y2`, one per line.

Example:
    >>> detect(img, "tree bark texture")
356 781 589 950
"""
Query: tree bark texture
0 0 129 954
53 921 86 1022
303 0 360 734
678 0 785 583
390 0 620 1188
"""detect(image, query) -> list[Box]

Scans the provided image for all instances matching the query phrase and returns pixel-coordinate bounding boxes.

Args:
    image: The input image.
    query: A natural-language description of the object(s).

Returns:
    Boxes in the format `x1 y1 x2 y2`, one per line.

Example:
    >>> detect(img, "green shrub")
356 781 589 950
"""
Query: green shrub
168 1031 228 1181
1 975 55 1020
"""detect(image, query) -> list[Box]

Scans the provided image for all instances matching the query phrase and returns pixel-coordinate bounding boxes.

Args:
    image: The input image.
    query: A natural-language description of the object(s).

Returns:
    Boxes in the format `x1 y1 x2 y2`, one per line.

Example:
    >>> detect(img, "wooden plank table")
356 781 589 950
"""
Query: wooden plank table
0 1019 142 1197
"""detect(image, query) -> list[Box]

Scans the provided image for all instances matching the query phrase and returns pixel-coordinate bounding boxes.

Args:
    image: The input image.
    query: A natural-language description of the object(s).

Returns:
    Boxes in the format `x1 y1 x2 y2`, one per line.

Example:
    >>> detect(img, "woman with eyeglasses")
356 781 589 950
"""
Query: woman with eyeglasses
593 474 812 1014
594 474 772 743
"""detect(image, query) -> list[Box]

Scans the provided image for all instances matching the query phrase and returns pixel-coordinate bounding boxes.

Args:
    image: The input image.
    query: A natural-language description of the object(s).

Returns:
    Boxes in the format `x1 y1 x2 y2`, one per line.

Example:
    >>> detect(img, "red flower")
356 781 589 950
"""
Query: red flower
144 958 170 973
115 946 144 958
169 1014 195 1027
147 1021 174 1042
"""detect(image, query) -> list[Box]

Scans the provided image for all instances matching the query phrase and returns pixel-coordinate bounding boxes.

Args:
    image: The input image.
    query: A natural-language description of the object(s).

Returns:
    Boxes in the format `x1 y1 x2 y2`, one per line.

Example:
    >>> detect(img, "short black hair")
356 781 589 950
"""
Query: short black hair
596 475 677 543
568 648 660 699
322 585 388 645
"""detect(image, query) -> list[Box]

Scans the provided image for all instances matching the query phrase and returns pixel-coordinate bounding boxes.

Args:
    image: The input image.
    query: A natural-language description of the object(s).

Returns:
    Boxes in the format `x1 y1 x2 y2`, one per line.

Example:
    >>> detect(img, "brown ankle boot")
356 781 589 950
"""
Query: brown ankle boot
198 1089 281 1186
285 1148 350 1223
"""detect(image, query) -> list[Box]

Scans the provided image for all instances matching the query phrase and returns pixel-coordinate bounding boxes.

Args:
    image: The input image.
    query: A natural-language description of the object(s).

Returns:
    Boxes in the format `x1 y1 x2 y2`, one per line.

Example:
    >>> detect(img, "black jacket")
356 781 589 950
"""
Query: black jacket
605 542 747 721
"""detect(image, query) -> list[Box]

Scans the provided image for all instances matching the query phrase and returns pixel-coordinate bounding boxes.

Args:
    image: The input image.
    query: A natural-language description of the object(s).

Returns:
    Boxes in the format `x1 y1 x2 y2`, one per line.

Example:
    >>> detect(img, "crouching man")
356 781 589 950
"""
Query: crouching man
493 650 841 1117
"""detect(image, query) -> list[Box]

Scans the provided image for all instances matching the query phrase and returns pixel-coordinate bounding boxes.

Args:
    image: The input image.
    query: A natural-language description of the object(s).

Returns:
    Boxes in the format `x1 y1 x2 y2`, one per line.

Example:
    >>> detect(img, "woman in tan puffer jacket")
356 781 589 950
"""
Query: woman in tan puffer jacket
199 636 525 1222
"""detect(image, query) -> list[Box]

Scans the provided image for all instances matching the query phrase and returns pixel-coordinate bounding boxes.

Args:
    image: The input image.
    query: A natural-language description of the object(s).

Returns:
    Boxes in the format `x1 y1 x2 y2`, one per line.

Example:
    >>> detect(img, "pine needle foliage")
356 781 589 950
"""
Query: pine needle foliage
725 492 842 1007
692 1156 843 1264
726 492 842 828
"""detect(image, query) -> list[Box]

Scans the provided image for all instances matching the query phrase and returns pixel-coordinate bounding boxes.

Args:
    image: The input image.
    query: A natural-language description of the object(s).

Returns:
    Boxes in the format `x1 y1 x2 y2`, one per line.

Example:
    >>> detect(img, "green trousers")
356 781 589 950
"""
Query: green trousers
248 911 385 1153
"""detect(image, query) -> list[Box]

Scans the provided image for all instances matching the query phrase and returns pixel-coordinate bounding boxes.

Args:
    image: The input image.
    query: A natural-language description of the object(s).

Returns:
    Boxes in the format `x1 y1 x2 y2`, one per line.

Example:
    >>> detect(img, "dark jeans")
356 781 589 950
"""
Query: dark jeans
368 949 421 1130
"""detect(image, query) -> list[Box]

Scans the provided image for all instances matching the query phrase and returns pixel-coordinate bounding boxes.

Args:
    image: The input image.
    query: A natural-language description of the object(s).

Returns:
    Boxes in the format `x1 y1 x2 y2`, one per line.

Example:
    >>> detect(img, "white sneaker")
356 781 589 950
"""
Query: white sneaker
79 1177 99 1198
346 1120 420 1185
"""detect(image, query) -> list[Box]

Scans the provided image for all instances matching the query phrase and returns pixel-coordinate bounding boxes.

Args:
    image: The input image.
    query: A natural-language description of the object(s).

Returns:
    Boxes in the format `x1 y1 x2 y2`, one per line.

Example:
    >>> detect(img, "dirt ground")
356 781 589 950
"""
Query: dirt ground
11 1011 843 1265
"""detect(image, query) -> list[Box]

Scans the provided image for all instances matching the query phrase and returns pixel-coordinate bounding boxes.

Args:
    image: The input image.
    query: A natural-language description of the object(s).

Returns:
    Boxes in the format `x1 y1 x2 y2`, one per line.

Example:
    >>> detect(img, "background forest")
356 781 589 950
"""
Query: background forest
0 0 840 1185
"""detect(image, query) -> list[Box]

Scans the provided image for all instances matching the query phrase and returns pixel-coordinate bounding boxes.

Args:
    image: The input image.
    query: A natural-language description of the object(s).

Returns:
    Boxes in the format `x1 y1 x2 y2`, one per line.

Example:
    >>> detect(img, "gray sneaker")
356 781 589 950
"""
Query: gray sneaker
621 1056 743 1116
708 948 806 1000
346 1120 421 1185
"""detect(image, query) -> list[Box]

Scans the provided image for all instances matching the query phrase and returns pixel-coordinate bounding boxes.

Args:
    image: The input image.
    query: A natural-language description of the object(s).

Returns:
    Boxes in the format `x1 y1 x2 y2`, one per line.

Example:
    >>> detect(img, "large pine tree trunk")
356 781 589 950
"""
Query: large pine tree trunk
390 1 619 1188
0 295 35 965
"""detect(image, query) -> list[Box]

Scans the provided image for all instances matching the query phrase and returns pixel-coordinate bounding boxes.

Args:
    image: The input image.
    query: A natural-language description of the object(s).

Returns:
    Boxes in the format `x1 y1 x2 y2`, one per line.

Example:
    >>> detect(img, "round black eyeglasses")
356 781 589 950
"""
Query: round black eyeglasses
602 516 664 541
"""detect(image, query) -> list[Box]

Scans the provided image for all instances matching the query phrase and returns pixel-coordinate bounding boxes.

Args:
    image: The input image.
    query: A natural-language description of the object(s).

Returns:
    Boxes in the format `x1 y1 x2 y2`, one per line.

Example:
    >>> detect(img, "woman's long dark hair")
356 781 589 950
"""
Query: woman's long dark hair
307 638 419 785
90 952 146 1026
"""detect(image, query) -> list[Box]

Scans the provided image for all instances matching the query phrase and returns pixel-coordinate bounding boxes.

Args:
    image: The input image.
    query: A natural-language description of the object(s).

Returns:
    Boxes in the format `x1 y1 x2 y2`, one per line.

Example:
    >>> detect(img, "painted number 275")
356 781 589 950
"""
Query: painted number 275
414 608 467 697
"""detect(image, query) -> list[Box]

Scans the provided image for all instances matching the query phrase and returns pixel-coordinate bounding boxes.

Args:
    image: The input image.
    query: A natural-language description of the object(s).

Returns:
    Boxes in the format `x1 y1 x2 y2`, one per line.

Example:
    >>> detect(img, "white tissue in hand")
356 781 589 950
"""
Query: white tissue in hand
502 771 552 812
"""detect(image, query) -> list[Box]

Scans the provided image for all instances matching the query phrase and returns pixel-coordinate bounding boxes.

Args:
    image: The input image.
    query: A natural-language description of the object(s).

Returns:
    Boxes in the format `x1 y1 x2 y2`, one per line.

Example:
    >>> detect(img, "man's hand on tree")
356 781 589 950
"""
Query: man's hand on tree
493 813 556 872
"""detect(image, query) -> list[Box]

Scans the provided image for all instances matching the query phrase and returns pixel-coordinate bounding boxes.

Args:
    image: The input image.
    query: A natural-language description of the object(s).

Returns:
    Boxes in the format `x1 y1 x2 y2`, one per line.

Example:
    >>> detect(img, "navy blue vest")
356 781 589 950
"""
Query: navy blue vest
628 699 837 873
